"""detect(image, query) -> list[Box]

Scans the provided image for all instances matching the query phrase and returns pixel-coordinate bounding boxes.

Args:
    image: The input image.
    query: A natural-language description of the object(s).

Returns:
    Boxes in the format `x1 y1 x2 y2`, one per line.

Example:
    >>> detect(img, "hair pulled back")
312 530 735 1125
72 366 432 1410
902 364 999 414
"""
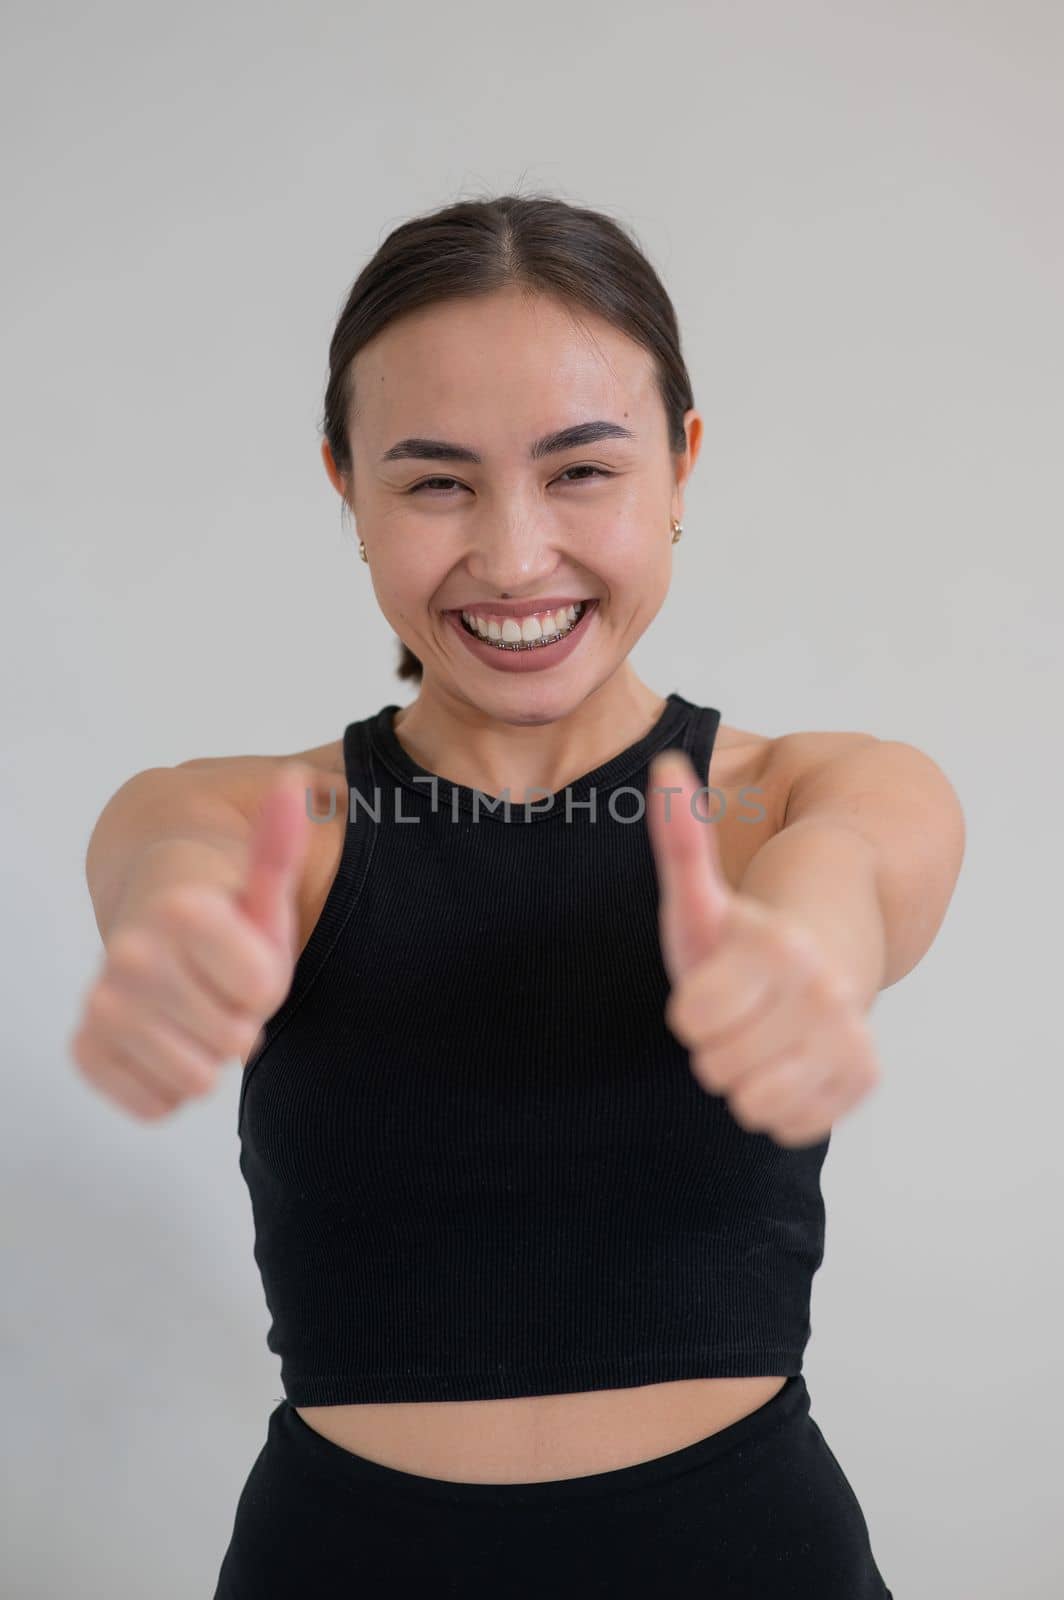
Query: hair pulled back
320 192 695 682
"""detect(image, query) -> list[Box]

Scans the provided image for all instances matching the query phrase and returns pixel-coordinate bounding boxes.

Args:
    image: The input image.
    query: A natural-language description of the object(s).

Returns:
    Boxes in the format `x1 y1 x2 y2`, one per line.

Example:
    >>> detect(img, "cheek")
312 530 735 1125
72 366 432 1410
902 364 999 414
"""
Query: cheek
372 553 449 615
578 506 670 573
603 526 673 594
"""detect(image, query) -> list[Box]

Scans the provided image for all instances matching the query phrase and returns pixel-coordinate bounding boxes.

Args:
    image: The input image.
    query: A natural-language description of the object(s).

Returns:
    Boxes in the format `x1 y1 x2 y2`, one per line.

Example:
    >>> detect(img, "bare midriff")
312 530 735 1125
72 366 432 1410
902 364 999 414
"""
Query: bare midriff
294 1375 788 1484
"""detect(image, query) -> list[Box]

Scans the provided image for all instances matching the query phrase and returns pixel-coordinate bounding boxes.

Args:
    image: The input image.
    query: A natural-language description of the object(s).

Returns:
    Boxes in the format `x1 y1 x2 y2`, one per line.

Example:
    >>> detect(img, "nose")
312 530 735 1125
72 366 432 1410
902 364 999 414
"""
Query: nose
460 523 565 599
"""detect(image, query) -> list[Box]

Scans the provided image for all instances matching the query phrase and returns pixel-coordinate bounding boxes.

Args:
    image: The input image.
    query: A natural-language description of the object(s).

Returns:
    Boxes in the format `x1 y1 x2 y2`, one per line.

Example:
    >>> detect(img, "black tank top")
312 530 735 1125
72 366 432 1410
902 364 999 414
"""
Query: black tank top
237 691 829 1404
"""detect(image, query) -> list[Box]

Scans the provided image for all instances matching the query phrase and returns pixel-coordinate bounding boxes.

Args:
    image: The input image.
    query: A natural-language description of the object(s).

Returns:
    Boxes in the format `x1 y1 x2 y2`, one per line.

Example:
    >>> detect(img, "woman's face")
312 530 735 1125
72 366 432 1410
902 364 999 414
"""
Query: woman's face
324 285 701 717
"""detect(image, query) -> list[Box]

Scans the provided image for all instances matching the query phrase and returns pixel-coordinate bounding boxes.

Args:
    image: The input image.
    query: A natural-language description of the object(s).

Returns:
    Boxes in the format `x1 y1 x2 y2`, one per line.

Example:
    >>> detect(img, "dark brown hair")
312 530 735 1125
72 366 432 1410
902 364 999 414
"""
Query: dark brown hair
320 191 695 683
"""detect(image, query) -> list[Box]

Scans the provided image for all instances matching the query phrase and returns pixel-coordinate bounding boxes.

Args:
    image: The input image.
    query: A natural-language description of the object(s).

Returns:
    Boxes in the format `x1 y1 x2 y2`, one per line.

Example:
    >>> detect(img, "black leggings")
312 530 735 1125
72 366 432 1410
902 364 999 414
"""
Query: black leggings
212 1374 893 1598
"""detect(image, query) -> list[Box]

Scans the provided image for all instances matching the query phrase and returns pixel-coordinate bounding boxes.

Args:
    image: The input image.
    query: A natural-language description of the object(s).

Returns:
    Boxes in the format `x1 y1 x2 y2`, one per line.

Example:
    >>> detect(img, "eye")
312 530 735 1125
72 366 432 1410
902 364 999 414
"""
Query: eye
407 466 615 495
408 476 468 496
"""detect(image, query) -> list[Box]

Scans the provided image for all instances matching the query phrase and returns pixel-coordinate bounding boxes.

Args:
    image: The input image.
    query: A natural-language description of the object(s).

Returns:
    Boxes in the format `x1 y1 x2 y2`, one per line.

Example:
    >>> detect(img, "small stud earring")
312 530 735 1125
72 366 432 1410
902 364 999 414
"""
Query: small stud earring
358 539 368 563
671 518 684 544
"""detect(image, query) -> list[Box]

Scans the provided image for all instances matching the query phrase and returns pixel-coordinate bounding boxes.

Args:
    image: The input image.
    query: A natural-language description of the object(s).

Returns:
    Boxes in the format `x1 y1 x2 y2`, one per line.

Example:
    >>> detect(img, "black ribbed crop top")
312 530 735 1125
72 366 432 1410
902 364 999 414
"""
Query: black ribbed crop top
236 691 829 1405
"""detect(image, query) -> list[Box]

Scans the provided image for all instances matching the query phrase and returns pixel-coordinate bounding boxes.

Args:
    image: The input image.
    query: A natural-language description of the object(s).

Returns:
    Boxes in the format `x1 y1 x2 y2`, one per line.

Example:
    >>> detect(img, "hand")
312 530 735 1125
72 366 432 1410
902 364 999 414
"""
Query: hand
70 768 310 1122
646 749 881 1148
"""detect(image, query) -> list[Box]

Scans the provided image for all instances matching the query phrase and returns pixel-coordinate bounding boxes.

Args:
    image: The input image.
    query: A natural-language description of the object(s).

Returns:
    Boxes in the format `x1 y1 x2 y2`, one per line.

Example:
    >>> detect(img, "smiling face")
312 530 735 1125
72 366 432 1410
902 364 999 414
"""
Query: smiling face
322 284 701 719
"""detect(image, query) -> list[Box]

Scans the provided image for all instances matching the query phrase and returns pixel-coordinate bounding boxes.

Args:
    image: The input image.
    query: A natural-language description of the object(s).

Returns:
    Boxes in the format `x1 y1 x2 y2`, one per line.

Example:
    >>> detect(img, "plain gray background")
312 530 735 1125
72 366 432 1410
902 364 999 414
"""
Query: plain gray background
3 2 1061 1595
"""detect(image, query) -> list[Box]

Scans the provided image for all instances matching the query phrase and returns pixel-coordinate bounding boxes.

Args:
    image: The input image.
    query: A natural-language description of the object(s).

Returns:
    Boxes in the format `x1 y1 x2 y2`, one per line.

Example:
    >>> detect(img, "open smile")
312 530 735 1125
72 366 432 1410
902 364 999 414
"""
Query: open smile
452 599 595 650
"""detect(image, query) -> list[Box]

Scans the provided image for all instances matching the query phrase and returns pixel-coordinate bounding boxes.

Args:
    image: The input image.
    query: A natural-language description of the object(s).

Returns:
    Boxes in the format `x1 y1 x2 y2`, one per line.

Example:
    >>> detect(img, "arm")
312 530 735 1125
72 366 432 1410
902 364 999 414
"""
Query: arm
85 763 257 945
76 758 313 1120
738 735 967 1012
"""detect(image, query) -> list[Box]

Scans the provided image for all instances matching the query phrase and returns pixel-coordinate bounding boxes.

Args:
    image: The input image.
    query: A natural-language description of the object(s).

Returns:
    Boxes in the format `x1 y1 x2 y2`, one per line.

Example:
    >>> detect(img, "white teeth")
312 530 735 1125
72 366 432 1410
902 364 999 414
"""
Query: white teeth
459 601 589 649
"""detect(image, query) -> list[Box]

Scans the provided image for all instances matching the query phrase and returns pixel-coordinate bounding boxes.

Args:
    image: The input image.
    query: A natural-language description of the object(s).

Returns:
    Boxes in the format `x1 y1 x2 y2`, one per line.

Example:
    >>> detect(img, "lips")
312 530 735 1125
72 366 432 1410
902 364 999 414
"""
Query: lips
443 597 598 672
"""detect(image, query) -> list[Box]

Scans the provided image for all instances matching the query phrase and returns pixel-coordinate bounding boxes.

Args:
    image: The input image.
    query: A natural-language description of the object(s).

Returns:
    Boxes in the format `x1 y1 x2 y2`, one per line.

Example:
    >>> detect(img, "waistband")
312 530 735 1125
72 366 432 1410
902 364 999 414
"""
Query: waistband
271 1374 811 1509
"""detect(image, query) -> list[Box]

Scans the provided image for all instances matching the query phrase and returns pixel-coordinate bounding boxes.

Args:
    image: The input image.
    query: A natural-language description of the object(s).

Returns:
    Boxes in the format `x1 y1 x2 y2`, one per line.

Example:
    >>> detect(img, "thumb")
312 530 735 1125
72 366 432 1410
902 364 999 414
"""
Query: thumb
237 764 312 958
646 747 731 984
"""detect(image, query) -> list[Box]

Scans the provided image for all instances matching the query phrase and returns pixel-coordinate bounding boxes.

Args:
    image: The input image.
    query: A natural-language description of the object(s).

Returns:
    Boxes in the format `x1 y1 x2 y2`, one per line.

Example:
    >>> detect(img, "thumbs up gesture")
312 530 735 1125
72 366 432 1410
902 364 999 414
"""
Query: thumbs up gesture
647 749 880 1148
71 767 311 1121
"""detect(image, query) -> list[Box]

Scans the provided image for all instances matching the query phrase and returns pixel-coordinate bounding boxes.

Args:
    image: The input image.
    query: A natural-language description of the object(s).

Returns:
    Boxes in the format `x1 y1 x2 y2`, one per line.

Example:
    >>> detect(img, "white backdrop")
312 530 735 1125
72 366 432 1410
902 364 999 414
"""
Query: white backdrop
2 2 1061 1595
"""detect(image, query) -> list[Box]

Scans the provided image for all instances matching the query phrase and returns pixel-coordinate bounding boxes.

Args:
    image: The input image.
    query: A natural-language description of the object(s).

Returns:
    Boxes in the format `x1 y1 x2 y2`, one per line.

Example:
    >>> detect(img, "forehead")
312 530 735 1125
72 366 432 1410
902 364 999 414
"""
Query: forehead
351 289 658 440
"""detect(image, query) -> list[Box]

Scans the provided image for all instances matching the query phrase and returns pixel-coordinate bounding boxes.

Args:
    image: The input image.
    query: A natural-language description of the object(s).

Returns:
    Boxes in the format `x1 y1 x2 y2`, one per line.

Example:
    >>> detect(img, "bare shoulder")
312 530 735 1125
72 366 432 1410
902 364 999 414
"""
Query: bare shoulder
705 720 791 885
176 736 346 823
711 720 784 785
177 737 348 960
759 728 880 818
708 721 880 886
710 721 878 820
763 726 967 830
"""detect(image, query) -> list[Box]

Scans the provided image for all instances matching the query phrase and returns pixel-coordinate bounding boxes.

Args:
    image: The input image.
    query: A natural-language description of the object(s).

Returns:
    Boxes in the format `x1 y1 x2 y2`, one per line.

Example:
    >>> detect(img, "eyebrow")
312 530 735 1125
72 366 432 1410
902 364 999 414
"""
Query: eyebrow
379 419 637 466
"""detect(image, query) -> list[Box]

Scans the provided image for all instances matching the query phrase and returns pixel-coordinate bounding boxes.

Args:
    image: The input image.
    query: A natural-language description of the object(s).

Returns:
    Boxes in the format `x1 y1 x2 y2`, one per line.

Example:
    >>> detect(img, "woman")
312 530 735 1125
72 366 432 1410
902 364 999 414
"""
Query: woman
74 194 964 1596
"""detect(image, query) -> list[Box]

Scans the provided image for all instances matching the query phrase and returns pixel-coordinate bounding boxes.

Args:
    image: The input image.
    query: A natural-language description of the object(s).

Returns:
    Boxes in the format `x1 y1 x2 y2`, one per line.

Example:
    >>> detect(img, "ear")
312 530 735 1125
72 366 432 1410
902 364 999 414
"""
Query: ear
672 409 704 496
320 438 347 499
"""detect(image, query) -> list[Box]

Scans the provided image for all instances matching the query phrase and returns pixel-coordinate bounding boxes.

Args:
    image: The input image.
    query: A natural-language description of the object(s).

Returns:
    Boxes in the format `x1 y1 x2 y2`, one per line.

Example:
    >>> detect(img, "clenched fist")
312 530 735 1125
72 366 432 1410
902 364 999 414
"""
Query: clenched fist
70 768 311 1121
647 749 881 1148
